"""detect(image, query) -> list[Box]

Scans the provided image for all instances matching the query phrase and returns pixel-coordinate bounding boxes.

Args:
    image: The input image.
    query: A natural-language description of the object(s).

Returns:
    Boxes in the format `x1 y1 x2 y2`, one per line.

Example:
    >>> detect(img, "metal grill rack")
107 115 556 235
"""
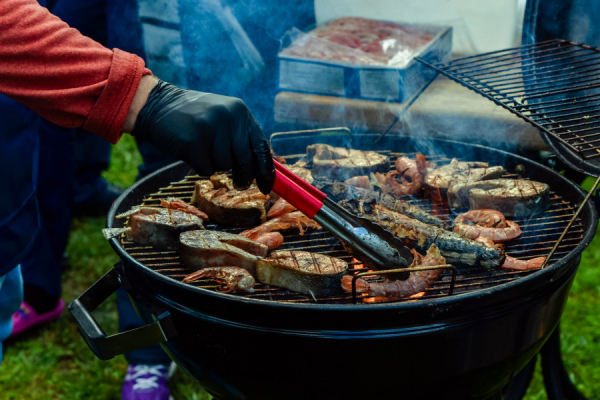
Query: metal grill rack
416 39 600 160
119 152 583 305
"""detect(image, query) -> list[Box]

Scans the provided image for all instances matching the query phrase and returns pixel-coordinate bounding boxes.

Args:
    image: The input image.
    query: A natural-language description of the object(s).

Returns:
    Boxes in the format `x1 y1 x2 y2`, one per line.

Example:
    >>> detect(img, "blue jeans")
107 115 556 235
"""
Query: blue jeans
0 266 24 363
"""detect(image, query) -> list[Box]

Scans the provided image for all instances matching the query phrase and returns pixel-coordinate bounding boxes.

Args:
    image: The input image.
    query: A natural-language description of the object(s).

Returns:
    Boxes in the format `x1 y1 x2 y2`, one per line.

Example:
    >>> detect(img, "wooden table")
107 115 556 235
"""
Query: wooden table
274 76 549 151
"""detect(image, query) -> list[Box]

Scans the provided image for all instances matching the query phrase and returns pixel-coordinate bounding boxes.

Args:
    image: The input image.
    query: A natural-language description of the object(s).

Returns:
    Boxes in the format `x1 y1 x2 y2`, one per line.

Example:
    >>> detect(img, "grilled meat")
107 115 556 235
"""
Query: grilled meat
192 176 270 227
179 230 268 276
160 198 209 220
425 159 504 190
341 244 445 298
447 179 550 218
210 174 235 190
307 143 389 180
453 209 522 242
117 207 205 248
341 200 505 268
256 250 348 296
183 266 255 293
314 177 446 227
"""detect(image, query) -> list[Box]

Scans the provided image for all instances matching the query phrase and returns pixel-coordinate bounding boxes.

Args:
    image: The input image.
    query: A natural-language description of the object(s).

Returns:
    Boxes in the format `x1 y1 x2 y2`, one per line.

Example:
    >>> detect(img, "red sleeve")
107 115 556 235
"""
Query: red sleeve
0 0 152 144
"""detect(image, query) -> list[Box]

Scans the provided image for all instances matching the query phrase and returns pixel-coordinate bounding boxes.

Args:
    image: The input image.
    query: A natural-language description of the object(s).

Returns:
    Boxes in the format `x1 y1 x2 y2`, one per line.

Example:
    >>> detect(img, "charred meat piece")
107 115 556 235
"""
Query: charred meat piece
183 266 255 293
447 179 550 218
116 207 205 248
425 159 504 190
341 200 505 268
307 144 389 180
179 230 268 276
256 251 348 296
314 177 446 227
192 176 270 227
341 244 446 298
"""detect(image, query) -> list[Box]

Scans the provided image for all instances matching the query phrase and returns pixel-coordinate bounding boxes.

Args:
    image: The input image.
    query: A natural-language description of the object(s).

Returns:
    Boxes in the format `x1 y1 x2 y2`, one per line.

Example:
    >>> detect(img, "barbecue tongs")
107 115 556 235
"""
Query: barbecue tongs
272 160 414 271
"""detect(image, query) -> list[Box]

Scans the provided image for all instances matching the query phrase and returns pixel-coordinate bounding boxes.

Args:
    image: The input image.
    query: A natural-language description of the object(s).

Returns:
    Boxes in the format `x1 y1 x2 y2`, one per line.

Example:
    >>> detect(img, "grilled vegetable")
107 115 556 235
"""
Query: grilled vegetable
256 251 348 296
307 144 389 180
192 175 270 227
314 177 446 227
447 179 550 218
179 230 268 276
425 159 504 190
341 200 505 268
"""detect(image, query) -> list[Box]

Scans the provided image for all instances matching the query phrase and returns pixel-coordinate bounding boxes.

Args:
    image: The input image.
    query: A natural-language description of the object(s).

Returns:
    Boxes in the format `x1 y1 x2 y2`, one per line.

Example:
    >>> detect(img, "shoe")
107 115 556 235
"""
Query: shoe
122 363 176 400
9 300 65 338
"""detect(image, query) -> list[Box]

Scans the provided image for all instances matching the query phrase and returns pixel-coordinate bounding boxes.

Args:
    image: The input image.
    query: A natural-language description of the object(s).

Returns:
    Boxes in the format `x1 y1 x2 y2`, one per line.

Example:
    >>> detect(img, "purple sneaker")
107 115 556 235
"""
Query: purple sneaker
9 300 65 338
122 363 176 400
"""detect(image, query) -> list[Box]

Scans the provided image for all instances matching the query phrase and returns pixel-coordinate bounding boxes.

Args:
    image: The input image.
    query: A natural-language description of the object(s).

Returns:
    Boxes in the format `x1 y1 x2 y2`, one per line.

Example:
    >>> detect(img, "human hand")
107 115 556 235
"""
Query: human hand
131 79 275 194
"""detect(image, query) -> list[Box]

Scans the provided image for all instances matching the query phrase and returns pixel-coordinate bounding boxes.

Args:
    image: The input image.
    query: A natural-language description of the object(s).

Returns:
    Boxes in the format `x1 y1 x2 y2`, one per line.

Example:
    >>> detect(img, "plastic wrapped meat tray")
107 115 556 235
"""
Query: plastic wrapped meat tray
277 17 452 103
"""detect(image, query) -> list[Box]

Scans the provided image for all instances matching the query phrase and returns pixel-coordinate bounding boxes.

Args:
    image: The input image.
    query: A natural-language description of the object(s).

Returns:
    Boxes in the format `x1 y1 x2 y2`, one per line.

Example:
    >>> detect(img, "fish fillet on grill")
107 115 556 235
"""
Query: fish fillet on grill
179 230 268 276
124 208 205 248
447 179 550 218
256 251 348 296
191 175 270 227
313 177 446 227
307 144 389 180
425 159 504 190
341 200 505 268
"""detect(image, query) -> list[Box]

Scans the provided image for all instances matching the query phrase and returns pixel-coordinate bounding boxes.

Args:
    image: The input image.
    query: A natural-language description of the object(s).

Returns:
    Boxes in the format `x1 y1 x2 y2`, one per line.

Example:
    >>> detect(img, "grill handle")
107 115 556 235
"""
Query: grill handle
68 266 177 360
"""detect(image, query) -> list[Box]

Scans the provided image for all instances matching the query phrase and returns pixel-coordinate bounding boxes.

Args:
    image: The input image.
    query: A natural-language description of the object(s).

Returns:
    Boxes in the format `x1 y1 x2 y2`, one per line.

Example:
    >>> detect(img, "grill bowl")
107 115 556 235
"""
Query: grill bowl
101 134 596 399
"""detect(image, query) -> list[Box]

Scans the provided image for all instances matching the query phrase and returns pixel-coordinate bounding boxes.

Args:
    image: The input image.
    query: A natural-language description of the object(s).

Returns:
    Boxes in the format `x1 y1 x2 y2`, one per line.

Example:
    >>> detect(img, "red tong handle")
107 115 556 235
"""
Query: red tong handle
272 159 326 218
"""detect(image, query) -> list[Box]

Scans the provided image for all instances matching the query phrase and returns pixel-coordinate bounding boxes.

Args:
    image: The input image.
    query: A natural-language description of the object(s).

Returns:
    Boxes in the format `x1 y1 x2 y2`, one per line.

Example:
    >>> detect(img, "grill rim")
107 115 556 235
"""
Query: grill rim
106 136 598 313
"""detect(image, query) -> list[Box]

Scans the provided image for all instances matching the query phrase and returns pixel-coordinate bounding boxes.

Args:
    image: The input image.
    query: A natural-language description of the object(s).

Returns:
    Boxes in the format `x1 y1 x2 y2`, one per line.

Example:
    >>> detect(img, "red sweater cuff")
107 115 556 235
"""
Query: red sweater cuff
83 49 151 144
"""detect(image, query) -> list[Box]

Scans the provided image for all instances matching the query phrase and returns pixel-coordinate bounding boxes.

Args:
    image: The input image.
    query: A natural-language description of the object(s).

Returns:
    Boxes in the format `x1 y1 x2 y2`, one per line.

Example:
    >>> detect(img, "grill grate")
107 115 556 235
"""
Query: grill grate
119 151 583 305
416 39 600 160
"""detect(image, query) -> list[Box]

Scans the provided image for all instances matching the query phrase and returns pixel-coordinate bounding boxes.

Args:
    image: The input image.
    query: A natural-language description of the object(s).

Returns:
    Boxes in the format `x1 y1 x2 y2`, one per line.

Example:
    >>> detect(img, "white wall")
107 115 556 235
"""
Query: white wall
315 0 527 56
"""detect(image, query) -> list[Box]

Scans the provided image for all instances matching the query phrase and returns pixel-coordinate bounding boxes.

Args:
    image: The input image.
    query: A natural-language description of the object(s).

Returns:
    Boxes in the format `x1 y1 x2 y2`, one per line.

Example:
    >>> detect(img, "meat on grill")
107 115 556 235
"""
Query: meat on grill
116 207 205 249
341 200 505 268
183 266 256 293
341 244 445 298
314 177 446 227
240 211 321 250
425 159 504 190
256 251 348 296
179 230 268 276
191 176 270 227
307 144 389 180
447 179 550 218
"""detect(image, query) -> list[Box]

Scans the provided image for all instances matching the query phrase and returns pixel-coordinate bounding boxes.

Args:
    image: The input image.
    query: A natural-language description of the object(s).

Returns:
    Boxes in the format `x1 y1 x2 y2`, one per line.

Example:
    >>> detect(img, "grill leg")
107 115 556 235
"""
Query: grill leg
541 325 589 400
503 355 537 400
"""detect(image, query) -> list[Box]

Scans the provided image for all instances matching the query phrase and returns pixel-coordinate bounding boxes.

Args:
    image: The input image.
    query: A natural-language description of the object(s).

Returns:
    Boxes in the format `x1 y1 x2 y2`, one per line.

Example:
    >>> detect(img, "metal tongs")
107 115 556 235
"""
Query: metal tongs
271 160 414 271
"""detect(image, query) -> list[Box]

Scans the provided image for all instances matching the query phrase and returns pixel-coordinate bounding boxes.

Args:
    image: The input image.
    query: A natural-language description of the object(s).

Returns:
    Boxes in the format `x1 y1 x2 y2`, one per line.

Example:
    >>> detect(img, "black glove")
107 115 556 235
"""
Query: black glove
132 80 275 194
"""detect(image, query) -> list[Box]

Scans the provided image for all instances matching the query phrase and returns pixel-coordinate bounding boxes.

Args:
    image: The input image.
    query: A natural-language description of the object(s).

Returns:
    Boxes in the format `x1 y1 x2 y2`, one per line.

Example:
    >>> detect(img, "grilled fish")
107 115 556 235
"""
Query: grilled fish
179 230 268 276
447 179 550 217
341 200 505 268
313 177 446 227
117 207 205 248
192 176 270 227
425 159 504 190
307 144 389 180
256 250 348 296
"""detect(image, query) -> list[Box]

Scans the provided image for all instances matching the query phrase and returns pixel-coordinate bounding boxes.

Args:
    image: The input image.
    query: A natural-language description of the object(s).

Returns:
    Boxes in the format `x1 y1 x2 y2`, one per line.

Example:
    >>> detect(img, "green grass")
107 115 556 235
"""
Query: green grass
1 135 599 399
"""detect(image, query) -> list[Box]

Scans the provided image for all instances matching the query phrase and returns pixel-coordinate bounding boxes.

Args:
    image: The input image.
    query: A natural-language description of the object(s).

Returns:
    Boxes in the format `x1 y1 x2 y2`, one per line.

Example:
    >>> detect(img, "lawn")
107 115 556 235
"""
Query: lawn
0 135 599 399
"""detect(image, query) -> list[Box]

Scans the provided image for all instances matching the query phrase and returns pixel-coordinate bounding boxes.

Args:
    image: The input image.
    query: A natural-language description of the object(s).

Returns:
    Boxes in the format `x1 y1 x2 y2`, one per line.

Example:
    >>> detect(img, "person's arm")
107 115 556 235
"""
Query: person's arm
0 0 150 143
0 0 275 192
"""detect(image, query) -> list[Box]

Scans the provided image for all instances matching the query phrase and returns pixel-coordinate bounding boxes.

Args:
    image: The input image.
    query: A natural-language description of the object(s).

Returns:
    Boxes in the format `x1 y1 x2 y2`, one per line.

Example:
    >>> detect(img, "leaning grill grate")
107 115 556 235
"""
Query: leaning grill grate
119 151 583 305
416 39 600 160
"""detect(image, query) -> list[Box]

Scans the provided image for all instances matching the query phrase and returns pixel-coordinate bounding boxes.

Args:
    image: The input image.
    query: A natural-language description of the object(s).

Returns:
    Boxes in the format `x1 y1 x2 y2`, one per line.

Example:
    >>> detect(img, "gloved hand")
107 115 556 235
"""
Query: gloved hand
132 80 275 194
